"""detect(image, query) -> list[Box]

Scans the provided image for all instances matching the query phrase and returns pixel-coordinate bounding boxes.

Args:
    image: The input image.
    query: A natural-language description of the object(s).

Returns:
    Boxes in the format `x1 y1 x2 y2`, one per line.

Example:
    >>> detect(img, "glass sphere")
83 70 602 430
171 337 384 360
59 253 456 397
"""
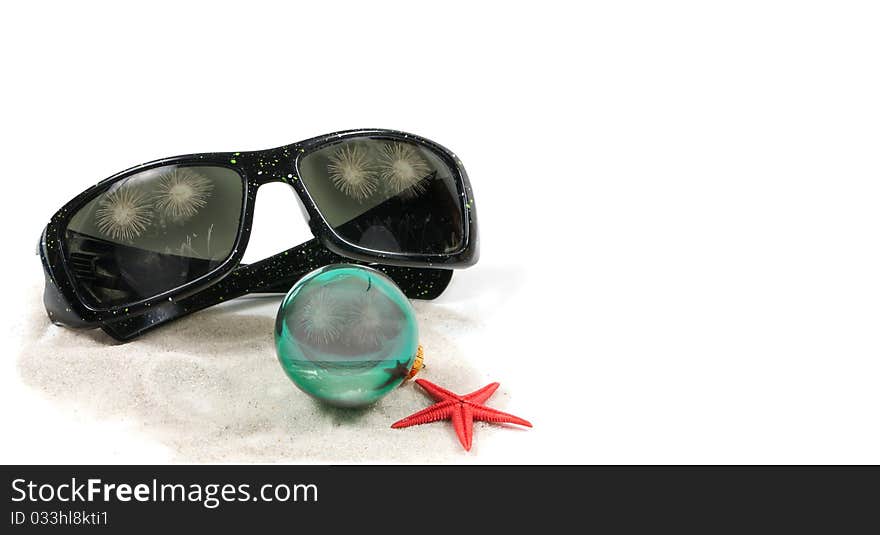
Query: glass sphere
275 264 419 408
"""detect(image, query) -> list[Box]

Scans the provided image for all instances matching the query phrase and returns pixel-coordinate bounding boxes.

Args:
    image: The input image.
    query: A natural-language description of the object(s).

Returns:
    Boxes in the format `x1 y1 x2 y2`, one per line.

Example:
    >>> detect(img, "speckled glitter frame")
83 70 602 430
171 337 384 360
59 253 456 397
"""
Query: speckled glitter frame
39 129 478 341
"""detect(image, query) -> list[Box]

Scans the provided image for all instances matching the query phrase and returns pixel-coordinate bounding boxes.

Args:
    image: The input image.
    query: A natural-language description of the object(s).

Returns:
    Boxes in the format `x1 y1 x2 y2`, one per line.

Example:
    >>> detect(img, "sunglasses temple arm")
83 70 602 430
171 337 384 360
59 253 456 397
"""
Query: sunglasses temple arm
229 238 453 298
101 238 453 341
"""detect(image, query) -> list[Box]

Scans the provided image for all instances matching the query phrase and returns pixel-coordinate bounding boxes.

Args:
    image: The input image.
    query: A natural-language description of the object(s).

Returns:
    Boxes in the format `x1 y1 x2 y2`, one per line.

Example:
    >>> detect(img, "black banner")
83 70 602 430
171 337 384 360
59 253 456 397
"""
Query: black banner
2 466 878 531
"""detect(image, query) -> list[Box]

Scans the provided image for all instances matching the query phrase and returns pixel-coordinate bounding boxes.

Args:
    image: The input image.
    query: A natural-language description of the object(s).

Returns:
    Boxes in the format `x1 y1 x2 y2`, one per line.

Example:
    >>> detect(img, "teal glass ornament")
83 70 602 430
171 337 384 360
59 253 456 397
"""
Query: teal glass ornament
275 264 420 408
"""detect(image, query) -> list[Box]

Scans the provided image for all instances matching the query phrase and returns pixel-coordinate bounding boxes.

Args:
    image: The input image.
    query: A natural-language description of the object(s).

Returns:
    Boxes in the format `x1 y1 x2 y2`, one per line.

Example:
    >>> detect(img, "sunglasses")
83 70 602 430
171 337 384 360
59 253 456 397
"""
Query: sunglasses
39 129 478 341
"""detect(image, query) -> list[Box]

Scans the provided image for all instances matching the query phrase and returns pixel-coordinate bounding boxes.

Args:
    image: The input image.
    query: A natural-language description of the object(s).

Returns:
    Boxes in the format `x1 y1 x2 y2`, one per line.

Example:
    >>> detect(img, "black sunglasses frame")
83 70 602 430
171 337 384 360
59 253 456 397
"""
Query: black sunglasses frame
39 129 478 341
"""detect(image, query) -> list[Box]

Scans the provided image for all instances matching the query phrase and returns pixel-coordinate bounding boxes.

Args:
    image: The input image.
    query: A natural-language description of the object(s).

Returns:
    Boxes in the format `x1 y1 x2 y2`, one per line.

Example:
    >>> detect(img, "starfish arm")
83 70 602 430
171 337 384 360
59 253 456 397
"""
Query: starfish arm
451 403 475 451
414 379 460 402
471 404 532 428
390 400 456 429
464 382 500 404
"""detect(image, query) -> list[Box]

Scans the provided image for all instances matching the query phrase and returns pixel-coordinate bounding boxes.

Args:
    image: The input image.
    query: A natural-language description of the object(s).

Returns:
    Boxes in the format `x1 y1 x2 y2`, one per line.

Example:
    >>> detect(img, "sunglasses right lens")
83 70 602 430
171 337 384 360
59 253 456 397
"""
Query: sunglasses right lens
64 164 244 309
298 137 466 256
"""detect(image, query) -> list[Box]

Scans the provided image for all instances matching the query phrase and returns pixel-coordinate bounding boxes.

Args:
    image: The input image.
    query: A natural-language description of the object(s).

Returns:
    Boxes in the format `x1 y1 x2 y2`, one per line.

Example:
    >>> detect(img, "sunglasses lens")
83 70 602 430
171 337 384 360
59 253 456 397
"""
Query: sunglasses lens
298 137 465 256
64 165 244 309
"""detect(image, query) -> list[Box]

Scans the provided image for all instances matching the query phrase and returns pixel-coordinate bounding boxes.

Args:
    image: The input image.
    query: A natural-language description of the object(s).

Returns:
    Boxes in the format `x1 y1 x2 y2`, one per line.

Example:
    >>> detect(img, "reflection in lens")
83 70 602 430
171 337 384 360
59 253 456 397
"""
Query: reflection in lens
94 186 153 241
327 144 378 201
298 137 465 255
152 168 215 222
377 142 432 198
64 165 243 309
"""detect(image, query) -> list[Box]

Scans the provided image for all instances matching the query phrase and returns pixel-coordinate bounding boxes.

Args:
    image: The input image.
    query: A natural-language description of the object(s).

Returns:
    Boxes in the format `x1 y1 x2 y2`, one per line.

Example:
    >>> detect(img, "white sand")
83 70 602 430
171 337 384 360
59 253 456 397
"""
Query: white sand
16 289 514 463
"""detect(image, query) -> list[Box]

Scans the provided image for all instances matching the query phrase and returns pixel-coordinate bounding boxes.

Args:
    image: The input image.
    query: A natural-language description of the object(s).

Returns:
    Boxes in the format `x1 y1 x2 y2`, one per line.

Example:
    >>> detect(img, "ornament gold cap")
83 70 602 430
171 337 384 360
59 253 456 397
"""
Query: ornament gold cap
407 345 424 380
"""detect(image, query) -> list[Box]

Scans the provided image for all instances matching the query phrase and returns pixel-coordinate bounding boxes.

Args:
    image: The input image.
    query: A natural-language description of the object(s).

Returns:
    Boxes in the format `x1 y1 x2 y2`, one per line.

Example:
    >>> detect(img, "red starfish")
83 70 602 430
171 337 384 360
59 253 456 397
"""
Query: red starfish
391 379 532 451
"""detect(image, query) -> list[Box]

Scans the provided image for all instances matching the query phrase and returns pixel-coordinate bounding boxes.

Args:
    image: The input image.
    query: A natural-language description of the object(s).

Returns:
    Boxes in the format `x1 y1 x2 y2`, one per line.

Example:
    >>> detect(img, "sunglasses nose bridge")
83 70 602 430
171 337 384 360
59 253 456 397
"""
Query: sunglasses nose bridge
249 158 307 201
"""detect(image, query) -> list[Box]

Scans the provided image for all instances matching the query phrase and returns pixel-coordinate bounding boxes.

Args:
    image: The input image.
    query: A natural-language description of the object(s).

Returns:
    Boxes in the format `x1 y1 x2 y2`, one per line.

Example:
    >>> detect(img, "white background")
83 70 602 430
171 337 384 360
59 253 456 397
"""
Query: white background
2 1 879 463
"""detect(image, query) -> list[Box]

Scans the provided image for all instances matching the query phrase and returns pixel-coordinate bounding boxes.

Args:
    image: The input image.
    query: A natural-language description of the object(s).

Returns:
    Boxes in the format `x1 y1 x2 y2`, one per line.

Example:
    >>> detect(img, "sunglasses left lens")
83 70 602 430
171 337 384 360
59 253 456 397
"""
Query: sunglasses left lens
298 137 466 257
64 164 244 309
